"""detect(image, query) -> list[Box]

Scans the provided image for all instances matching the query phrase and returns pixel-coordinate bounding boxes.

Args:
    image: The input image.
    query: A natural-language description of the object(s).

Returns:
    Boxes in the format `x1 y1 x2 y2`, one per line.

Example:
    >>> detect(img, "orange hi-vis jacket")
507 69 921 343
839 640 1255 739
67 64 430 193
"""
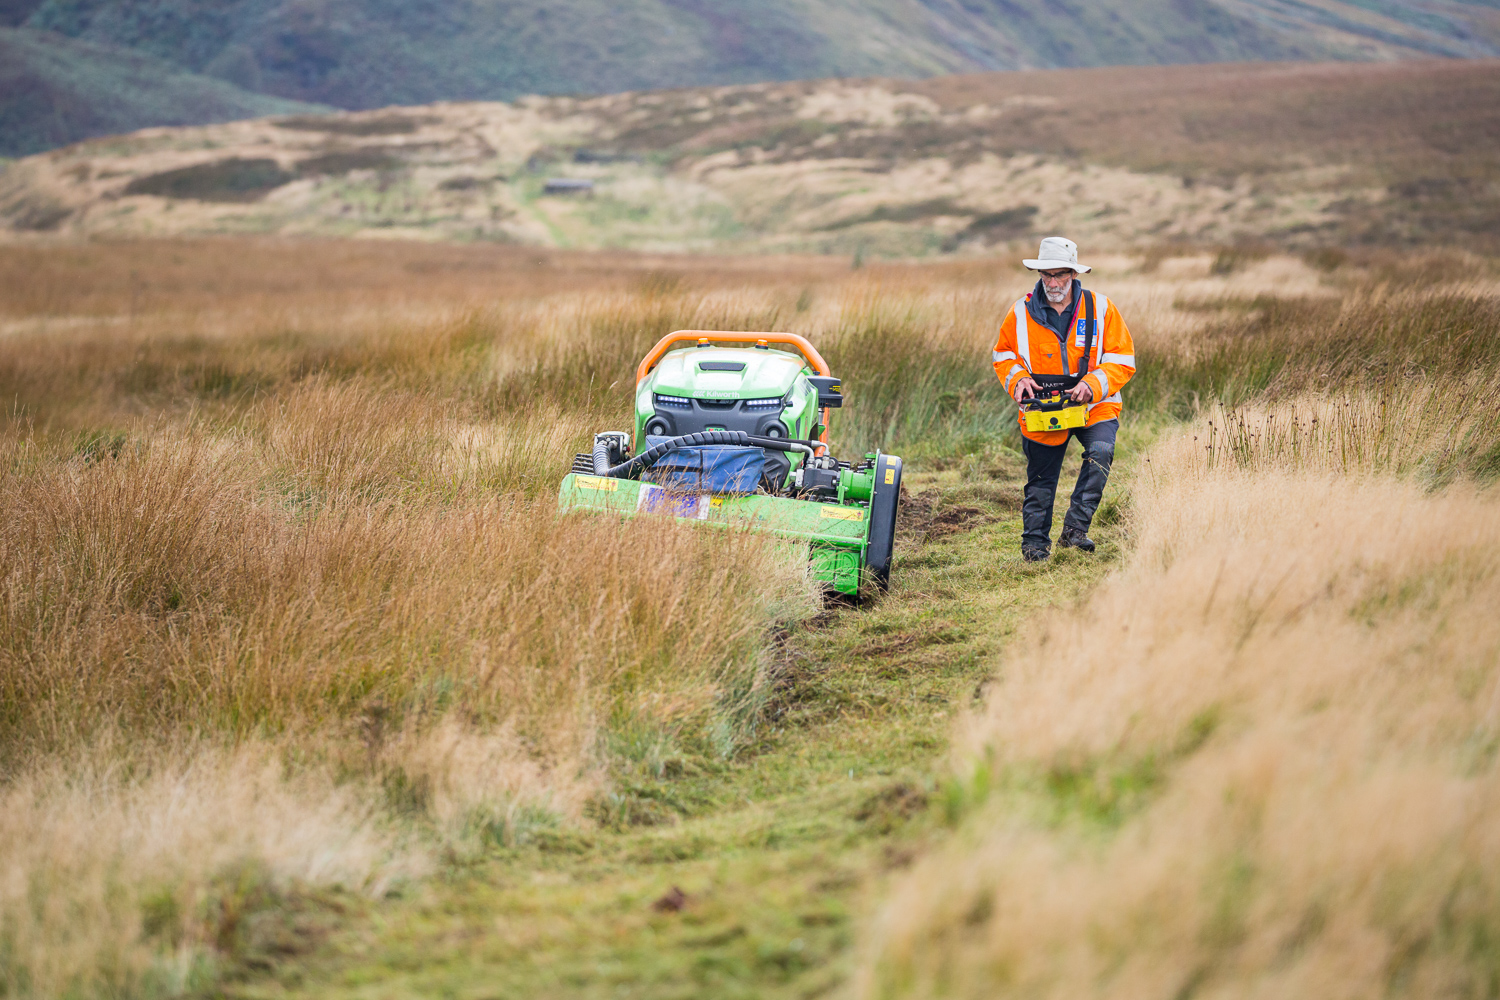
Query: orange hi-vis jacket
992 288 1137 445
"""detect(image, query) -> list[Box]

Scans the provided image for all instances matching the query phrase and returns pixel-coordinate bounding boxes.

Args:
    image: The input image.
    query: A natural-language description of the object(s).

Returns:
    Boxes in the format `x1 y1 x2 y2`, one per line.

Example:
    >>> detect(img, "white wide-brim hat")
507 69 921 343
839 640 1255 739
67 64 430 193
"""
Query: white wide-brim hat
1023 236 1091 273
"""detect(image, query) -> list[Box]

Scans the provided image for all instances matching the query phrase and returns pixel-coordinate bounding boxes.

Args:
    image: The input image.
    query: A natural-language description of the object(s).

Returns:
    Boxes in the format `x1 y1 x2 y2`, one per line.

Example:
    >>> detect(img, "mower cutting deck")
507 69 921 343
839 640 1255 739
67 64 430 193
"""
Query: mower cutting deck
556 331 902 597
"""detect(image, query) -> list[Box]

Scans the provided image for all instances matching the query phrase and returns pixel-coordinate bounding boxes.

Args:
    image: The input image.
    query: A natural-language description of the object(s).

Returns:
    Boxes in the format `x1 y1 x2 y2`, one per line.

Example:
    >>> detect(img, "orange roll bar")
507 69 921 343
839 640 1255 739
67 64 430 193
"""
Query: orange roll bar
634 330 833 447
635 330 831 382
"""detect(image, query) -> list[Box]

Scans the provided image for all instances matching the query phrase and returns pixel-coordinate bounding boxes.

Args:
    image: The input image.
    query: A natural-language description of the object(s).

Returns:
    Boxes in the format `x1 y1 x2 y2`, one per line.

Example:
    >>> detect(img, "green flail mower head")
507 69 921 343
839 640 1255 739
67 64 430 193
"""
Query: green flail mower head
556 330 902 597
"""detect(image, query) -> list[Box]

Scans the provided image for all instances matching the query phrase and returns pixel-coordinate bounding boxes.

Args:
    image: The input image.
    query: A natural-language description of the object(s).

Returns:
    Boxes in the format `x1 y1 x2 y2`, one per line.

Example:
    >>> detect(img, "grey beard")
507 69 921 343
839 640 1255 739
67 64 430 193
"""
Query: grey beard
1044 283 1069 304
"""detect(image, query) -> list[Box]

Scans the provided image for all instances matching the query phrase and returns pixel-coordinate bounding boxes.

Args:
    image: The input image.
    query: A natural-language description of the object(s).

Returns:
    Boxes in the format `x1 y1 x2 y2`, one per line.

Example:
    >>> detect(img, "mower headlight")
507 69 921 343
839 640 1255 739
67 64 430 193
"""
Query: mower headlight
653 394 693 411
742 397 784 410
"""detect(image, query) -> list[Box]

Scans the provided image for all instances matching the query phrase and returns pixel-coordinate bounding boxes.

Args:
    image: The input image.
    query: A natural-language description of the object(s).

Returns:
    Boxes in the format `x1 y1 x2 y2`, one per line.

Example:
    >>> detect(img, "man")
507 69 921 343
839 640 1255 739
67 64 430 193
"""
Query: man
991 237 1136 562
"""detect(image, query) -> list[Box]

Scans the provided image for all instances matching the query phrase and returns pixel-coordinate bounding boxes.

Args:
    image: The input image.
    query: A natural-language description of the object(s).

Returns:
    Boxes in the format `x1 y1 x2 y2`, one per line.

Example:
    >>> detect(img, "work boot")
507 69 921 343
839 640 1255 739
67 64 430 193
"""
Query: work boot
1022 546 1050 563
1057 527 1096 553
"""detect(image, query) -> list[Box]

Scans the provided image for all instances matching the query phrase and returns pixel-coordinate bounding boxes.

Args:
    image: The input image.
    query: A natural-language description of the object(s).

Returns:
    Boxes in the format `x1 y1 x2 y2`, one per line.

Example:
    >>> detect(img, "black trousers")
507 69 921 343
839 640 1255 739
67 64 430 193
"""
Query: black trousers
1020 418 1118 552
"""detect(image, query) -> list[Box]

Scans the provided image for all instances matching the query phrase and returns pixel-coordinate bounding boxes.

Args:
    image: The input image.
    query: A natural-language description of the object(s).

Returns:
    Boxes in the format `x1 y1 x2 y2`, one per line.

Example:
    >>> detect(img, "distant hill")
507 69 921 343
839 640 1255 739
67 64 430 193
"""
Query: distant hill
4 0 1499 125
0 28 328 156
4 59 1496 254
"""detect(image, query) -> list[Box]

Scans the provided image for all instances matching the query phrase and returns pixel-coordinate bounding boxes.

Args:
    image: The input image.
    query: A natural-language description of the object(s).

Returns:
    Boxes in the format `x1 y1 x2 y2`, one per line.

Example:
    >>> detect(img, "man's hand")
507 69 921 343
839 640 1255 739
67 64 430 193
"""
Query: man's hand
1014 376 1040 402
1067 380 1094 403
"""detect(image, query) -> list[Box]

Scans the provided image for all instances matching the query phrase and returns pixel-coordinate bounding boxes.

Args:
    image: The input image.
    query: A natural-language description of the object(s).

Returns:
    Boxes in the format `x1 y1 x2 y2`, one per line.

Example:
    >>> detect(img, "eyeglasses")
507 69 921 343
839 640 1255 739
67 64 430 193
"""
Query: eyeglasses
1039 269 1075 281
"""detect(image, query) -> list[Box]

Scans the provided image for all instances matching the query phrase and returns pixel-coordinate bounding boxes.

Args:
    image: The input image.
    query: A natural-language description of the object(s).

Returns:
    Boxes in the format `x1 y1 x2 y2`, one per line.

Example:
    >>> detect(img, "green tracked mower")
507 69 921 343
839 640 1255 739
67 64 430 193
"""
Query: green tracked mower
556 331 902 597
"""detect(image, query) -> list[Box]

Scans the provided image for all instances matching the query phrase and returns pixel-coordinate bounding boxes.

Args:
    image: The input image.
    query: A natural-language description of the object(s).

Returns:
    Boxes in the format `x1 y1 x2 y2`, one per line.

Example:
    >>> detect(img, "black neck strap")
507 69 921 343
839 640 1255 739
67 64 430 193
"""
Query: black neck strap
1076 290 1095 380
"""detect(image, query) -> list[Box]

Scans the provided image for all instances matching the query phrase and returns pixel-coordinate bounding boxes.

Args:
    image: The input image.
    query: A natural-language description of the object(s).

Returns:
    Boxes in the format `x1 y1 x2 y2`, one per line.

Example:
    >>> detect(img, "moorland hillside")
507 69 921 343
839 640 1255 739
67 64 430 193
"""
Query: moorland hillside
3 58 1497 253
0 27 329 157
3 0 1499 154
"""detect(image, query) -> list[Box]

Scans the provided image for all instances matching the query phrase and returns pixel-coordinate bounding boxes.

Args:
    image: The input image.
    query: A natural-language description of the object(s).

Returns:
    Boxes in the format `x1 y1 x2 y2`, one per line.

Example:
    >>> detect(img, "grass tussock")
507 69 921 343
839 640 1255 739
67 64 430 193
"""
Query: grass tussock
860 424 1500 998
1 434 811 754
0 744 419 999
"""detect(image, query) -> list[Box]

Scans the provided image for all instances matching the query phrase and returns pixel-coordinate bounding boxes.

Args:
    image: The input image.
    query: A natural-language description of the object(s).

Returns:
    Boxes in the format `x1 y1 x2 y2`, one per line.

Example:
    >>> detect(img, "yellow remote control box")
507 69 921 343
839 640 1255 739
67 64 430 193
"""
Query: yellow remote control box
1022 392 1088 433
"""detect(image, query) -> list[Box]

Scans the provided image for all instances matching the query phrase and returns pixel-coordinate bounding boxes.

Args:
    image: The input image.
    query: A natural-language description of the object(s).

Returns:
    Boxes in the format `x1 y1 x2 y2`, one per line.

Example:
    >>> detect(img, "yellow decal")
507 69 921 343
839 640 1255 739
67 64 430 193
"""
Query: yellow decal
821 506 864 521
884 467 896 484
710 496 725 507
576 476 618 492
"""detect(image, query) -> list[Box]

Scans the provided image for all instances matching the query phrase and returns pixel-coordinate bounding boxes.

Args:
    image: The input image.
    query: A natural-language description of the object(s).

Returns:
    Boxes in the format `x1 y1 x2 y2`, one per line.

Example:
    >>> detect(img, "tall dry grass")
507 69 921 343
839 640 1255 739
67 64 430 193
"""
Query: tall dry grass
0 246 862 997
1193 377 1500 485
844 266 1500 997
859 410 1500 998
0 431 815 995
1129 285 1500 418
1 427 813 755
1 744 421 999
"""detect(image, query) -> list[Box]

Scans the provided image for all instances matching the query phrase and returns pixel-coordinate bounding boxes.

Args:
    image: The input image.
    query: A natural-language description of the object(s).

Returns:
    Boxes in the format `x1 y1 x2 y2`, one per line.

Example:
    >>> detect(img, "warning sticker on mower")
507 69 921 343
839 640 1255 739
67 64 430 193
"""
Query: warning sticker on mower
575 476 618 492
636 484 710 519
821 506 864 521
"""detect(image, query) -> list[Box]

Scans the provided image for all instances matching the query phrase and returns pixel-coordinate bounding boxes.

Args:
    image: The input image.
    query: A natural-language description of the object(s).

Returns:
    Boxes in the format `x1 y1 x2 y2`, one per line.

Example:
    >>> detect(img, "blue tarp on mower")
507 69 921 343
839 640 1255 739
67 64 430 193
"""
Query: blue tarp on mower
642 438 766 494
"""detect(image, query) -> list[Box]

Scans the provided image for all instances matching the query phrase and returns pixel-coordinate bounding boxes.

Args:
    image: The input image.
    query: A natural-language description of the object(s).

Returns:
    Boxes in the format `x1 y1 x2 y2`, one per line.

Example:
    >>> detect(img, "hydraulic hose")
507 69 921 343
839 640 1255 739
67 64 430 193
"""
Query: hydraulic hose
592 437 612 476
604 431 815 479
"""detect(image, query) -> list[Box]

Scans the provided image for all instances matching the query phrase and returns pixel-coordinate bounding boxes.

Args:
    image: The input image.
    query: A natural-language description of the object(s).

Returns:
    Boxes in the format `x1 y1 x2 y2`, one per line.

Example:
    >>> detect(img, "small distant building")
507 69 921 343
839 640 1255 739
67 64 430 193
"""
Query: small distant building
573 149 642 165
542 178 594 196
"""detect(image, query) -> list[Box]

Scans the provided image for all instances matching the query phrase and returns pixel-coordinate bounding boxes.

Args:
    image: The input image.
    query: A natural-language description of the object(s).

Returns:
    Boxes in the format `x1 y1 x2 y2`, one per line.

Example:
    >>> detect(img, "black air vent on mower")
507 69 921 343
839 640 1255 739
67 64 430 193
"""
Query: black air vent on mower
698 361 746 372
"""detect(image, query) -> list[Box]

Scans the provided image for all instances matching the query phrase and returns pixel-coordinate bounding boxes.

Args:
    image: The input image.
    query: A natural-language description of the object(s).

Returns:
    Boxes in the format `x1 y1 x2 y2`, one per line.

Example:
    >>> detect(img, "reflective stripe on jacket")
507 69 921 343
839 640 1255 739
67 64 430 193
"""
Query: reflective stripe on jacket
991 289 1137 445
